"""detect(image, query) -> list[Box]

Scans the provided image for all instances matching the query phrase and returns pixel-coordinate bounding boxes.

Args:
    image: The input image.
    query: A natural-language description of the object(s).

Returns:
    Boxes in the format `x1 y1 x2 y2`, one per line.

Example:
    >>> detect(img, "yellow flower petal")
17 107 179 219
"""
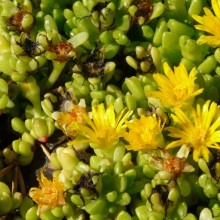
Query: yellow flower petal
212 0 220 18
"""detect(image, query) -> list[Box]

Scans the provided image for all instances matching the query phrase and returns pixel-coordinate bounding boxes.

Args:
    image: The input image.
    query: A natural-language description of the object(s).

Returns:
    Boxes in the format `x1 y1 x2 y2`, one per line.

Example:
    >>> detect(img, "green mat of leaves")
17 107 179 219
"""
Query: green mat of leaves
0 0 219 219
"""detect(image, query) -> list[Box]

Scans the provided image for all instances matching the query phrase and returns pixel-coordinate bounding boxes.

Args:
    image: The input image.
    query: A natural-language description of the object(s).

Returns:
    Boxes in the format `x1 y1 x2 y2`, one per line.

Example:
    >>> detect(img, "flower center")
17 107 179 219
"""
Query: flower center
192 127 206 146
173 85 188 101
141 131 153 144
96 127 119 147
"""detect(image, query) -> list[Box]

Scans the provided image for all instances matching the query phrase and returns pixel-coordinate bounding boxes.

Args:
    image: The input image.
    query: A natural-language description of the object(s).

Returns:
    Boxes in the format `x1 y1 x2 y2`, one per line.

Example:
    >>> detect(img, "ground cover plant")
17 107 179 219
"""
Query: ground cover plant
0 0 220 219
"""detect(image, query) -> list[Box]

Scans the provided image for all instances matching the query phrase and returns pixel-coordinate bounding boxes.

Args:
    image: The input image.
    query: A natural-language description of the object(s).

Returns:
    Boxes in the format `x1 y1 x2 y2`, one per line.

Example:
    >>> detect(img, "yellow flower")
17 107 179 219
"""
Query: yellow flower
69 103 132 149
52 103 87 138
123 114 164 152
29 170 66 215
192 0 220 47
146 62 203 109
166 100 220 162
